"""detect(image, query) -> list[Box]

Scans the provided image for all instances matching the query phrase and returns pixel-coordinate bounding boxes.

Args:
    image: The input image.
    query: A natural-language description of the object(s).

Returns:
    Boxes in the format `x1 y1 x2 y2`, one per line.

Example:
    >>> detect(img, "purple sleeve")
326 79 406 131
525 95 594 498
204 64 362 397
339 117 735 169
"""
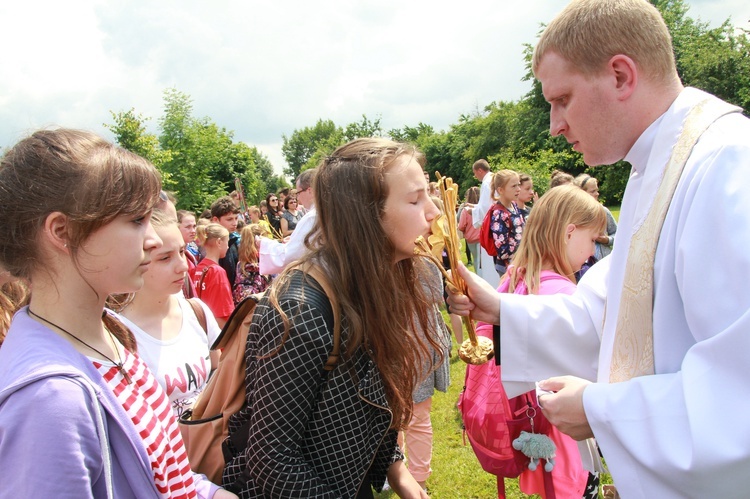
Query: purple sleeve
0 376 106 497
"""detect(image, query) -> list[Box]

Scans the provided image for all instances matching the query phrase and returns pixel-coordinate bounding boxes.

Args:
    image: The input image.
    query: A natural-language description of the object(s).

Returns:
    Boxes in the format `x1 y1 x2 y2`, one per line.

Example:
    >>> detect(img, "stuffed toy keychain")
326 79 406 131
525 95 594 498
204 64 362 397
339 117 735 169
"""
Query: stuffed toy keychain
512 404 556 472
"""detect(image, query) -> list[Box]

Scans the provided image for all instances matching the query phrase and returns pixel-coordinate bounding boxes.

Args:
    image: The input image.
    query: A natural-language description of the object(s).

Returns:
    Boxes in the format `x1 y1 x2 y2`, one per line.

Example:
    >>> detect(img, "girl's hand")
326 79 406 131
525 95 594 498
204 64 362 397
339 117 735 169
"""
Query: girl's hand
386 460 430 498
213 488 239 499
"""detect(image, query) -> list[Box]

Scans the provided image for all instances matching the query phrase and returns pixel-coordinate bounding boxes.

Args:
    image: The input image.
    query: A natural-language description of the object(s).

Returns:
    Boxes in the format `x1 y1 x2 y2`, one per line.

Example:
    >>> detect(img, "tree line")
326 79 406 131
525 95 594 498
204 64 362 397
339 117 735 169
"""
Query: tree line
104 0 749 211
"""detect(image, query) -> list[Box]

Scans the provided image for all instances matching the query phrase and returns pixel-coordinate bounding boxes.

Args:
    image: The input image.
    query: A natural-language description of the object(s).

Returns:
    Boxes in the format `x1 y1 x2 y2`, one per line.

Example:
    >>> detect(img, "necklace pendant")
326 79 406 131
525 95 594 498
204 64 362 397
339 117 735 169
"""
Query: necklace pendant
119 365 132 385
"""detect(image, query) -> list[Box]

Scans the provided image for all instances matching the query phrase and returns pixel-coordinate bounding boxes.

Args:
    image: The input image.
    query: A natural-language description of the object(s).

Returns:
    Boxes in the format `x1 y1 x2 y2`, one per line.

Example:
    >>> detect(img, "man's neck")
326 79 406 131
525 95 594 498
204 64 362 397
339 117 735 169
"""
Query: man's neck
630 78 684 150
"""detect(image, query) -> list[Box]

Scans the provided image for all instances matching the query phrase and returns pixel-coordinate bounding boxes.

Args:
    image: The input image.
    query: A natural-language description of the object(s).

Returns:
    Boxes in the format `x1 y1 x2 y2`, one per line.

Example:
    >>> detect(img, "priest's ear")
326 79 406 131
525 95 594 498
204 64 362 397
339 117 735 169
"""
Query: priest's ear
608 54 638 101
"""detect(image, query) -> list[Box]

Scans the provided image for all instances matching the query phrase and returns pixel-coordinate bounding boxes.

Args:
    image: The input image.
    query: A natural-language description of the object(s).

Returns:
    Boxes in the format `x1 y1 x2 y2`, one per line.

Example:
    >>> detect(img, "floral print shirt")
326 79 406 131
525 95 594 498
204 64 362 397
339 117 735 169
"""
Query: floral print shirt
233 261 271 304
490 201 525 265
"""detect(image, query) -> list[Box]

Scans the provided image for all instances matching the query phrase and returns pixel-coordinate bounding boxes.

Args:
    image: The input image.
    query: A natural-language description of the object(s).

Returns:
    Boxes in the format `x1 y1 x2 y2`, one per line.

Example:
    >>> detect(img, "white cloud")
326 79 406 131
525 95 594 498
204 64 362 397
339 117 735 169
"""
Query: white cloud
2 0 747 179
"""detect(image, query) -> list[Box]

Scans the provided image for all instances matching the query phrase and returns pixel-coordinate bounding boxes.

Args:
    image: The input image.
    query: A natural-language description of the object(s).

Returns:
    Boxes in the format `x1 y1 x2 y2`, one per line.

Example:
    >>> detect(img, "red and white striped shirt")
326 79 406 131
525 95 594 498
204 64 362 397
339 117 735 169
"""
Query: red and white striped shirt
94 348 197 498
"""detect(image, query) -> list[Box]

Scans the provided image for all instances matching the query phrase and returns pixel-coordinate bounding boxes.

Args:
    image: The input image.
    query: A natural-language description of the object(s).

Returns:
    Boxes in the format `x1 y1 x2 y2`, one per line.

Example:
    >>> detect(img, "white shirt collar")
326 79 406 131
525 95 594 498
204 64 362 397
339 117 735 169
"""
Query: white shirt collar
624 112 665 175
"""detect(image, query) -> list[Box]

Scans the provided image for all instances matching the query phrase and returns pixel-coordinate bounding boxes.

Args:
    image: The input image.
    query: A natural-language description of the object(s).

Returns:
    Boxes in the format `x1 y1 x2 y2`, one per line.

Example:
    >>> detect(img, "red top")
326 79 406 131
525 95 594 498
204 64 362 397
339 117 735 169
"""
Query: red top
189 259 234 320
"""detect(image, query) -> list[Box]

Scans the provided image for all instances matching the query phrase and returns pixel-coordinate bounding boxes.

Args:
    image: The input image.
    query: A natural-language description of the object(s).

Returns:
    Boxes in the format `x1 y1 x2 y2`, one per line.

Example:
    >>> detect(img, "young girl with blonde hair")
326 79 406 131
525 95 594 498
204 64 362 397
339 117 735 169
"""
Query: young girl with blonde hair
190 223 234 327
473 184 606 498
233 223 271 303
488 169 524 276
504 184 607 293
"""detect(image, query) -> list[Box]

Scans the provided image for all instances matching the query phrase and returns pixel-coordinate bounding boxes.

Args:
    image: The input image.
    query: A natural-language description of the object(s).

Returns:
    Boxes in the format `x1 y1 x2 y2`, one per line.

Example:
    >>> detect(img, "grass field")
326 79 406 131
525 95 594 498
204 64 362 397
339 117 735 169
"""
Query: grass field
609 206 620 222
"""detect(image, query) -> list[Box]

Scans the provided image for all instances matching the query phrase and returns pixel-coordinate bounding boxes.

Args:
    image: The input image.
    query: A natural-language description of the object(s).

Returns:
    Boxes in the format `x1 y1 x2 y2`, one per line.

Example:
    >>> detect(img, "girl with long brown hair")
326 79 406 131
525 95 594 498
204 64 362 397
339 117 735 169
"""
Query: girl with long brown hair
223 138 444 498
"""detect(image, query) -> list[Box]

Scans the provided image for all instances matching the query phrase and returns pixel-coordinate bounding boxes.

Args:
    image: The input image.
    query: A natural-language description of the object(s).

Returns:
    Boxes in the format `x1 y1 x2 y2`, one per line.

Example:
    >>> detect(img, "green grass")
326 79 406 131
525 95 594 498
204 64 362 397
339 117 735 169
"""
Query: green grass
608 206 620 222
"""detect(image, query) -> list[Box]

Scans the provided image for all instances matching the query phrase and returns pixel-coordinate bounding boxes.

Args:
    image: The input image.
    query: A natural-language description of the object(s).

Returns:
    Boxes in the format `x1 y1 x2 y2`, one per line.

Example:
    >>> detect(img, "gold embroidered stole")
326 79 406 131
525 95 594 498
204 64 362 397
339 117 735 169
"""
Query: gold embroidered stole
609 96 741 383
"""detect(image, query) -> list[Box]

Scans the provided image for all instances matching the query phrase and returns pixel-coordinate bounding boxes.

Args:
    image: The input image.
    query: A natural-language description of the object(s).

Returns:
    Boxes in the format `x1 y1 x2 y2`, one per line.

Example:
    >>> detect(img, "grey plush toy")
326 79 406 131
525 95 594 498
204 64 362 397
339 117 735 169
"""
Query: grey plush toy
512 431 556 472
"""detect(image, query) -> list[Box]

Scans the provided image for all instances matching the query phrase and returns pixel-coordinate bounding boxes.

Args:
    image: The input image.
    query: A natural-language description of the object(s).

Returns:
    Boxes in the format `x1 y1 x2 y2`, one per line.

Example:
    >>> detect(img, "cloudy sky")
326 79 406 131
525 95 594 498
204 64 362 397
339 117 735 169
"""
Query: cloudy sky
2 1 748 175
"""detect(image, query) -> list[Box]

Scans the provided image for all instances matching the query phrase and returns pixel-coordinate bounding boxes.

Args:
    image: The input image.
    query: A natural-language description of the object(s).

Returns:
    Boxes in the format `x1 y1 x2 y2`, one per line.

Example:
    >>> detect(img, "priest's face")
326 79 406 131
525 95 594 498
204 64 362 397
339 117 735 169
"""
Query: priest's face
537 51 630 166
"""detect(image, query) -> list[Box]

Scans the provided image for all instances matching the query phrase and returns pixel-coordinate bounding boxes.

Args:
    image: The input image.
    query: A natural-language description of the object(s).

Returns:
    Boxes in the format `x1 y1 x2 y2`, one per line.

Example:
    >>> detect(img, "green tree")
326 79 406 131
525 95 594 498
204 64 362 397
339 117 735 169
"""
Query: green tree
157 88 262 212
158 90 218 211
655 0 750 113
463 101 518 162
107 89 284 212
281 119 342 178
388 123 435 144
246 147 288 203
343 114 383 141
419 118 476 194
104 109 172 170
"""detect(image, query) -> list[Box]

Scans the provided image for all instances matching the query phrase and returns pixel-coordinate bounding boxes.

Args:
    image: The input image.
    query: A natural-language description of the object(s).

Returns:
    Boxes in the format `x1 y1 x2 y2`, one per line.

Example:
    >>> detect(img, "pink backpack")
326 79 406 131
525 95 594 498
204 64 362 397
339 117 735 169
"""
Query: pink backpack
458 327 554 498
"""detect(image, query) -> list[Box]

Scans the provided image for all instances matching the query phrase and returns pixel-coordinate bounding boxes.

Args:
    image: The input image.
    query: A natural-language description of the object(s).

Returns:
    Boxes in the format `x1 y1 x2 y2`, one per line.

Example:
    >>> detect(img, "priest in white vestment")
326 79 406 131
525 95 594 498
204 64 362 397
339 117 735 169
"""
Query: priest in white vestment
447 1 750 497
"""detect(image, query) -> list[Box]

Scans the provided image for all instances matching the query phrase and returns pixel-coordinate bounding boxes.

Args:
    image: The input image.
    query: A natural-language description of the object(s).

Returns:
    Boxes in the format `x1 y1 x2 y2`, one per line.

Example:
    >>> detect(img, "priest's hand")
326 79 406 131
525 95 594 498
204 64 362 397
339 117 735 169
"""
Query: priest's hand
445 262 501 324
537 376 594 440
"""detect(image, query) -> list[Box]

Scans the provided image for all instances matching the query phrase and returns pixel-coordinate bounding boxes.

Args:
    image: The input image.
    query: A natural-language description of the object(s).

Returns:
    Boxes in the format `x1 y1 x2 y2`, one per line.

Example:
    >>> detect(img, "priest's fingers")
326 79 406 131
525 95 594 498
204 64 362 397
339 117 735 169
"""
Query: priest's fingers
537 376 594 441
446 263 501 324
445 268 472 316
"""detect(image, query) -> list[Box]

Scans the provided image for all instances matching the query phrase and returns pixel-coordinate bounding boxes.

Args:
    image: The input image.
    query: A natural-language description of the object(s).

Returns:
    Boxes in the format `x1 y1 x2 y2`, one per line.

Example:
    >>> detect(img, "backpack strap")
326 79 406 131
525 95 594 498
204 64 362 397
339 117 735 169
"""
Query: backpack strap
297 264 341 373
187 298 208 335
183 274 196 299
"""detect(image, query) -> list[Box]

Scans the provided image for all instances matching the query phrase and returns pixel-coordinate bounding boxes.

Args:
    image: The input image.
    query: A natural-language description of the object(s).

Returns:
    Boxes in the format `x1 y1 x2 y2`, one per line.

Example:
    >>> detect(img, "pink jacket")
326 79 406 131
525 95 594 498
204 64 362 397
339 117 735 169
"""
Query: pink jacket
458 207 481 244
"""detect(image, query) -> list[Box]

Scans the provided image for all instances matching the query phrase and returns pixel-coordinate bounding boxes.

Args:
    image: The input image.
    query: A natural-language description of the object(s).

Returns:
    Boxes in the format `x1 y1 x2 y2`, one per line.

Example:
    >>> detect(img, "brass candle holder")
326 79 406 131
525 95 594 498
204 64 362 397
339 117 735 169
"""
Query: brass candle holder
414 174 494 365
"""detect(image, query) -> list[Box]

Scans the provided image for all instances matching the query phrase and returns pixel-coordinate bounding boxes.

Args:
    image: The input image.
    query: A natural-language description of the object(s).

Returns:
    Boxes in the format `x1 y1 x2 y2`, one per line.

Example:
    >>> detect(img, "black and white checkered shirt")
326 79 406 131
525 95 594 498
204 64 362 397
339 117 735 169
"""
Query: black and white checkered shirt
223 271 401 498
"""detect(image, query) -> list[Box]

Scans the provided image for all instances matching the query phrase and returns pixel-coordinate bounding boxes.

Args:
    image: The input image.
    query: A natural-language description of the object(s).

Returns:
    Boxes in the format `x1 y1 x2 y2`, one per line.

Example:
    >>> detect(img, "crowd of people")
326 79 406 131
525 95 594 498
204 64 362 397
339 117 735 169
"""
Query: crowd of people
1 0 748 498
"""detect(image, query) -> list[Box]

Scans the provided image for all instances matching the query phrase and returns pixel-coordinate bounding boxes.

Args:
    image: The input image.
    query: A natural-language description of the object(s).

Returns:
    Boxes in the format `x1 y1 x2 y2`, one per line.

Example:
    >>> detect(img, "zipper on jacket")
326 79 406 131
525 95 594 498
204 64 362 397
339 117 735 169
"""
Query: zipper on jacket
354 390 393 497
